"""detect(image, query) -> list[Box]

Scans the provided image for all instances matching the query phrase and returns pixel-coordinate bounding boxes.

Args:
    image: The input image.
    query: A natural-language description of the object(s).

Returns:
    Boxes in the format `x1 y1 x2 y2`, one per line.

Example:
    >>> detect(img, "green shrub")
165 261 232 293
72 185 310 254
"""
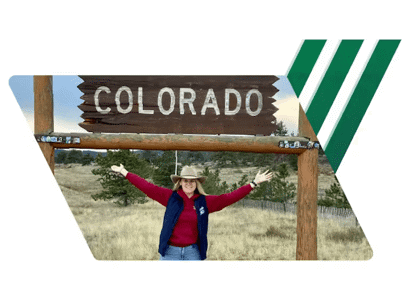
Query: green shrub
91 149 152 206
201 167 229 195
320 179 351 209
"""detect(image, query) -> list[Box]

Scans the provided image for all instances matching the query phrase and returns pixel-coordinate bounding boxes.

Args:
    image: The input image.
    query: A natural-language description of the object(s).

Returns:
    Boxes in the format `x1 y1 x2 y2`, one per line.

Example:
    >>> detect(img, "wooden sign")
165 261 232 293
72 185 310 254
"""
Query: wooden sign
78 76 279 135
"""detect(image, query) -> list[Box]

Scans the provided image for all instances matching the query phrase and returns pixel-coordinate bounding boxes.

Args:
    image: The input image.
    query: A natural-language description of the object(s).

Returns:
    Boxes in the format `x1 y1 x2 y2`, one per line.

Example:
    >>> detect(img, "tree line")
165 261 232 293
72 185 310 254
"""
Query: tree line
55 121 348 209
90 149 299 206
55 149 95 166
89 149 349 210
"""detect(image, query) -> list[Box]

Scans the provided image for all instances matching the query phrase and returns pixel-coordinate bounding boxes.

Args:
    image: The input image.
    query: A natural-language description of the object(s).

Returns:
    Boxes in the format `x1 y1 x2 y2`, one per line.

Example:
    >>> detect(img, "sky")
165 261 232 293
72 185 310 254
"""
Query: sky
8 75 299 135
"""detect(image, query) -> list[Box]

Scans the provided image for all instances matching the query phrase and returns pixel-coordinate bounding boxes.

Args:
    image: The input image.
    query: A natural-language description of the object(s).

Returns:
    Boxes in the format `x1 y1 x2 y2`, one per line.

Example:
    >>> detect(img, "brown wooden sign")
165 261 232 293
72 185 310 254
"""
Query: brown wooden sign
78 76 279 135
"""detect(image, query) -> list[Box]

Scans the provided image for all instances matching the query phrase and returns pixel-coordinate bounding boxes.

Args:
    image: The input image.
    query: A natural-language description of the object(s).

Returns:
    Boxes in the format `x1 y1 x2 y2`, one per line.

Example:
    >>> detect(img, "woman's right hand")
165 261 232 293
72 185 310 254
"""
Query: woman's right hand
111 164 128 177
254 170 273 185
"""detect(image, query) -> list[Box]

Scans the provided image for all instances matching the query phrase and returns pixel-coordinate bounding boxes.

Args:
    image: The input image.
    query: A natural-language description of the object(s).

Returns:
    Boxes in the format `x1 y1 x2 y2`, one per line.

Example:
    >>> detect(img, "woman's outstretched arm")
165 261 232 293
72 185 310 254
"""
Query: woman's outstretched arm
206 170 273 213
111 164 172 206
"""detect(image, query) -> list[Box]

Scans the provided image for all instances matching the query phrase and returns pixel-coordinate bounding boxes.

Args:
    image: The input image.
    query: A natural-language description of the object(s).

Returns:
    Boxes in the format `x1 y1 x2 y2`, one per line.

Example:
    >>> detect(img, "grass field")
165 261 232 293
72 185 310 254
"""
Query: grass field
54 163 372 261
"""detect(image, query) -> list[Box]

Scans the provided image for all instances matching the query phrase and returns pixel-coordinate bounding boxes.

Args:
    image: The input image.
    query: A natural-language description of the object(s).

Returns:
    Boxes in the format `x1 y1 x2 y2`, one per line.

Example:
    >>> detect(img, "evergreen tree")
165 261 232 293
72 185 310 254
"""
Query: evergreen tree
55 150 67 164
247 164 296 207
270 163 296 203
140 150 161 164
81 153 94 166
152 151 177 189
213 151 239 168
238 174 249 187
230 173 249 192
200 167 229 195
236 152 254 166
184 151 205 165
288 154 298 171
275 121 288 136
252 153 277 168
230 182 238 192
91 149 152 206
318 178 350 208
194 151 206 164
220 181 230 194
66 150 83 164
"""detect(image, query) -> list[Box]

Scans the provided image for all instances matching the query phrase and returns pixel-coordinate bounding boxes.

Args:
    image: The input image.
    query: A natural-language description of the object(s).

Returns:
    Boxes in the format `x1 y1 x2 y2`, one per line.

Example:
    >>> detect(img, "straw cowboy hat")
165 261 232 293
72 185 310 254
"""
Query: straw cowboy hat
170 166 207 184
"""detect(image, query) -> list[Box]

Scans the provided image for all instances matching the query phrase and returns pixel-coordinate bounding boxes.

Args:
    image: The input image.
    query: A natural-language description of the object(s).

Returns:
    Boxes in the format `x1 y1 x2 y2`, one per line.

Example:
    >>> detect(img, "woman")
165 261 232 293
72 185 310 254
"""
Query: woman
110 164 273 260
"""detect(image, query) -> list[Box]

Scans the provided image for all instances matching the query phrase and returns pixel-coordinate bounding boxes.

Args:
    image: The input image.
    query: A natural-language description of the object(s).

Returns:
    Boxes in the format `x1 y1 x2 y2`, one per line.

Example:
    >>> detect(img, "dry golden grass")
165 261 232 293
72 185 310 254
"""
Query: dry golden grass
54 163 372 261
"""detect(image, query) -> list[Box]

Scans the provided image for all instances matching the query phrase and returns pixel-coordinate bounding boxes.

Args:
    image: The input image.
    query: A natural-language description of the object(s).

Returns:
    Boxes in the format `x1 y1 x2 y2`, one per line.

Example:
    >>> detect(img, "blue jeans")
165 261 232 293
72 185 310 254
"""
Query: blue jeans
159 244 201 261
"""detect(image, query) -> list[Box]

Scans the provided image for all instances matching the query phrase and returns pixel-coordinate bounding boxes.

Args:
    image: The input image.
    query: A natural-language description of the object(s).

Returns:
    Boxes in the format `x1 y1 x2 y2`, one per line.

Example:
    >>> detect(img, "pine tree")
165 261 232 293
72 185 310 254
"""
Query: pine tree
213 151 238 168
288 154 298 171
81 153 94 166
318 179 350 209
246 164 296 208
275 121 288 136
55 150 67 164
66 150 83 164
271 163 296 203
200 167 229 195
151 151 177 189
91 149 152 206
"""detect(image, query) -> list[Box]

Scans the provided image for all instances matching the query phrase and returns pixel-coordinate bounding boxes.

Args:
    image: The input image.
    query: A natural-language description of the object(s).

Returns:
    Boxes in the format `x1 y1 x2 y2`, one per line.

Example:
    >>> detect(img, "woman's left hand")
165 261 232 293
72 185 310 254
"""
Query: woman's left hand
111 164 128 177
254 170 273 185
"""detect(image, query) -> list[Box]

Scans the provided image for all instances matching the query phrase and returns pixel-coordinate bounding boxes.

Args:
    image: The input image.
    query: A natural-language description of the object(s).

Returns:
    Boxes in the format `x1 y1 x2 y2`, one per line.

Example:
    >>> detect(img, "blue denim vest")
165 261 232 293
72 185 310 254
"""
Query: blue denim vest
158 191 209 260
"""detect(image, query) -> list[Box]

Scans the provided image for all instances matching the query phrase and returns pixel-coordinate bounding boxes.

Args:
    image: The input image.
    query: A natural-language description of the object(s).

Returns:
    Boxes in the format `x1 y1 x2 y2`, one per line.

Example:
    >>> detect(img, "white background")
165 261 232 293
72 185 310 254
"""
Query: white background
1 1 408 299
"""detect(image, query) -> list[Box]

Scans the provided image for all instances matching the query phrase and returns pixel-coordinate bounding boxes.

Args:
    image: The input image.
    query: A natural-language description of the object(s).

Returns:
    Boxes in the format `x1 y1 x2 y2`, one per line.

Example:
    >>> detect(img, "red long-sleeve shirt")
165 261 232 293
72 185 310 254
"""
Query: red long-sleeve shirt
125 172 253 247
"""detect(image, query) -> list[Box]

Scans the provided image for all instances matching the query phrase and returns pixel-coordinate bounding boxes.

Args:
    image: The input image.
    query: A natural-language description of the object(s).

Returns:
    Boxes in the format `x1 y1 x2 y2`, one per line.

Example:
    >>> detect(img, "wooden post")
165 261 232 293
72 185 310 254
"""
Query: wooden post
34 76 55 174
296 104 319 260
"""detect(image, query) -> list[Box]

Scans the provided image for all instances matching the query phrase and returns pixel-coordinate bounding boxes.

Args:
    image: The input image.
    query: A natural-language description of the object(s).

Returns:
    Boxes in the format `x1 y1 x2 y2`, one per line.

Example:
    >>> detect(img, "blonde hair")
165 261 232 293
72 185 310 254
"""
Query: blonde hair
172 179 208 196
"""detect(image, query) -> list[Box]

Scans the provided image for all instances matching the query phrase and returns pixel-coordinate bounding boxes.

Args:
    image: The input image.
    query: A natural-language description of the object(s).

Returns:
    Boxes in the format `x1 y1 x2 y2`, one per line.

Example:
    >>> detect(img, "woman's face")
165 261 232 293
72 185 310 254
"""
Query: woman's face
181 179 197 196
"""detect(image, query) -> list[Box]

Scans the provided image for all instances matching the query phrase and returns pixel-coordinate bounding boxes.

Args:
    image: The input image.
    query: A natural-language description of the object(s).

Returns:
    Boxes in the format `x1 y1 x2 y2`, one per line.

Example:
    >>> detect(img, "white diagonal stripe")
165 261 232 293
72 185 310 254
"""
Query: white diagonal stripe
317 39 378 149
297 40 340 111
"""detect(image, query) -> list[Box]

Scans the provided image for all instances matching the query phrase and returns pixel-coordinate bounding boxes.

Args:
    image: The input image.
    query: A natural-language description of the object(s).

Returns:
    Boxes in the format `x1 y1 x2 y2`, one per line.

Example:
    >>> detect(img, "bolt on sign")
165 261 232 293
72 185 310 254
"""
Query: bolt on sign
78 76 279 135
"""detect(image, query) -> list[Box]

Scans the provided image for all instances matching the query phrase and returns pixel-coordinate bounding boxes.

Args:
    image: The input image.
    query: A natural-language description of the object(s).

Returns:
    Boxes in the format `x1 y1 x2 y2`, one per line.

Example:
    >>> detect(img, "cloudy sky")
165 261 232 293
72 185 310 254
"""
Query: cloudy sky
9 75 299 135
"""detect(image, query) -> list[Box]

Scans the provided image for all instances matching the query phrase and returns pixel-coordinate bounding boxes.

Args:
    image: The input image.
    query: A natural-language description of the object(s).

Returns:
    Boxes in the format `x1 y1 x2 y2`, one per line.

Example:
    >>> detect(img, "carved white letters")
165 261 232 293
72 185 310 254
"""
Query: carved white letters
179 88 196 115
225 89 241 116
115 86 133 114
245 89 263 117
158 87 175 115
138 87 154 114
201 89 220 115
94 86 264 116
94 86 111 114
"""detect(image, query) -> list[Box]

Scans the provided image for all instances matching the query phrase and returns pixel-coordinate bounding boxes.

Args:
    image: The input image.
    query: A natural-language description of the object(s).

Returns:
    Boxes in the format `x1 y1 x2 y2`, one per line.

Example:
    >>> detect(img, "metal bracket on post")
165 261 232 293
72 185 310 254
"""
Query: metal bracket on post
35 134 81 144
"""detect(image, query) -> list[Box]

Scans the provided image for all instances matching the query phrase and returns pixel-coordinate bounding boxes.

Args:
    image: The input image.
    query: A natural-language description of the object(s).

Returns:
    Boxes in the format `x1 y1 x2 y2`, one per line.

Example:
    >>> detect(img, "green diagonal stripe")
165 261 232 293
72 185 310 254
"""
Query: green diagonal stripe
306 40 363 134
325 40 401 172
287 40 326 97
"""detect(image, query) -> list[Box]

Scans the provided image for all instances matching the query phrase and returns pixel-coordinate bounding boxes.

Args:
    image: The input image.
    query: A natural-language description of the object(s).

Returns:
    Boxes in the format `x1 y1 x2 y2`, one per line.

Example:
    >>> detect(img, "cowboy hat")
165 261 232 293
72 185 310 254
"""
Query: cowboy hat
170 166 207 184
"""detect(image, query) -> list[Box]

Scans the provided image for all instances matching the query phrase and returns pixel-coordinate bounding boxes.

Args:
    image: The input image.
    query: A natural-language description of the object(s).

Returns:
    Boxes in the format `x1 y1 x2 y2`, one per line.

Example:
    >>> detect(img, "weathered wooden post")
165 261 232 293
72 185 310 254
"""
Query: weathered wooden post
34 76 55 174
296 104 319 260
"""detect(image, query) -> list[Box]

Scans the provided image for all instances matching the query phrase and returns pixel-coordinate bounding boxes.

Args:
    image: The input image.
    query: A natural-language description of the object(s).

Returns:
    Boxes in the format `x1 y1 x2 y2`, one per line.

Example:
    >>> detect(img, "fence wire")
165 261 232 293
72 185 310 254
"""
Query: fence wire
232 199 358 227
